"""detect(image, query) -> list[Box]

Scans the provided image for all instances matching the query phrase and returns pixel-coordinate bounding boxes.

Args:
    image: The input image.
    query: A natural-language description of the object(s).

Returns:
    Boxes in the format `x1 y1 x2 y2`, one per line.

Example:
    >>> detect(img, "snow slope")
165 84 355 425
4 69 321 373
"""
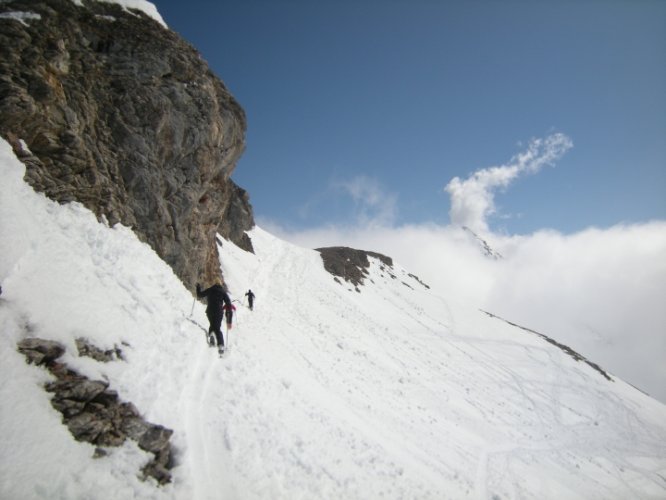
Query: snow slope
1 137 666 499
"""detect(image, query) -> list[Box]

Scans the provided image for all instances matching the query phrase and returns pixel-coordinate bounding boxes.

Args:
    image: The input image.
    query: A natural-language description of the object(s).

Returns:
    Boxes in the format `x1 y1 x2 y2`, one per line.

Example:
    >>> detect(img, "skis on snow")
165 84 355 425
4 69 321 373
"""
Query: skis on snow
205 331 227 358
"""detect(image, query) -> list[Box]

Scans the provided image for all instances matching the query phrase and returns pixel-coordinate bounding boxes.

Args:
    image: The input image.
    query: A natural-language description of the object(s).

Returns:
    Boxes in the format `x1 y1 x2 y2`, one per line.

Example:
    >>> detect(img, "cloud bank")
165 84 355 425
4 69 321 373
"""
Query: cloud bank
445 133 573 233
264 134 666 404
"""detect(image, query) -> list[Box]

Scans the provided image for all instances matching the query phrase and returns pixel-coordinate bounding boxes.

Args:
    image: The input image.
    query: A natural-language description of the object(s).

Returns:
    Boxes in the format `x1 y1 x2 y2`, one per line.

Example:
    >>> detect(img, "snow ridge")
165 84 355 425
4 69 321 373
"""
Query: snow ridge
481 310 612 381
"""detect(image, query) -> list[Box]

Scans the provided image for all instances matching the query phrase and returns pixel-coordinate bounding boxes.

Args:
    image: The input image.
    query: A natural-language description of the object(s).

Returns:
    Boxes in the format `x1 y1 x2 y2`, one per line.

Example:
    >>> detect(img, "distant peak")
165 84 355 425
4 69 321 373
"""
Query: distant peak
462 226 503 260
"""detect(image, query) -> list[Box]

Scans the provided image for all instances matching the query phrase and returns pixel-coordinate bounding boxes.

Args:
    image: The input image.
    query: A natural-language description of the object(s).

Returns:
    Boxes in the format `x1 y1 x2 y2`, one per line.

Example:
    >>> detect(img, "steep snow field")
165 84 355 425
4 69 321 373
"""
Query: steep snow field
1 137 666 499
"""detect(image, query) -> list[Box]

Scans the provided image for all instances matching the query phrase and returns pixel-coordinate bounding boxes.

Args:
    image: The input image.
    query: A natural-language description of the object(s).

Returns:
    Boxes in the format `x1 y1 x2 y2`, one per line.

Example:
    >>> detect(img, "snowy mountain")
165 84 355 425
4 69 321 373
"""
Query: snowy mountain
1 2 665 498
2 139 666 499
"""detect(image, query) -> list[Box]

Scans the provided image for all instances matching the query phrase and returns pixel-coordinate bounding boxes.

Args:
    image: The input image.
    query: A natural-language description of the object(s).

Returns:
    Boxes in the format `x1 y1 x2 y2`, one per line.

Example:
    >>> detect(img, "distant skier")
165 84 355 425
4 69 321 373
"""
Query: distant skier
196 280 232 354
245 289 255 311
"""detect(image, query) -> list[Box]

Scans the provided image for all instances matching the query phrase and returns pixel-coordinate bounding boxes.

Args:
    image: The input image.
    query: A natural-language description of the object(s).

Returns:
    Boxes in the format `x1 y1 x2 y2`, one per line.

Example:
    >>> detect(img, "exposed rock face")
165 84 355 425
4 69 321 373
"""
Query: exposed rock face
316 246 393 291
0 0 254 289
17 337 65 365
18 337 174 485
317 246 431 293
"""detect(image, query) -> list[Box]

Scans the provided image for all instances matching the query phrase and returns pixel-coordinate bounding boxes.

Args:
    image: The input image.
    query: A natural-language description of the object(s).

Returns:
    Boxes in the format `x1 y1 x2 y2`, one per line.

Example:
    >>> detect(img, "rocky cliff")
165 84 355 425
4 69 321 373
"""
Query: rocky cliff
0 0 254 289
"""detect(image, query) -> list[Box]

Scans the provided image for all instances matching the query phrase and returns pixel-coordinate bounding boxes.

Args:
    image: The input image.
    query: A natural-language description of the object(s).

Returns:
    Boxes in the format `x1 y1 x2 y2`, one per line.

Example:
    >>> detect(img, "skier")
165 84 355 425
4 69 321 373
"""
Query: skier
224 301 236 329
196 280 232 354
245 289 255 311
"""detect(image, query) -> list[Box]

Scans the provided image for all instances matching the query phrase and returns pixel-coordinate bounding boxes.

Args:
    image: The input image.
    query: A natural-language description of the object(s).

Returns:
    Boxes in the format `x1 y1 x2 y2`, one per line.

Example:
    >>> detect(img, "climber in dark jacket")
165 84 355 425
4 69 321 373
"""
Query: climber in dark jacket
196 281 232 351
245 289 255 311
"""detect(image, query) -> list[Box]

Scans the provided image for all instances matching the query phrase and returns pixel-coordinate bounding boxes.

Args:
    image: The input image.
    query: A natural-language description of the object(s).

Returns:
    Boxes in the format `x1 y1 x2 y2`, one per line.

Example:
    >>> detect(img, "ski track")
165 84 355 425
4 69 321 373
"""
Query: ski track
182 342 212 499
181 316 243 500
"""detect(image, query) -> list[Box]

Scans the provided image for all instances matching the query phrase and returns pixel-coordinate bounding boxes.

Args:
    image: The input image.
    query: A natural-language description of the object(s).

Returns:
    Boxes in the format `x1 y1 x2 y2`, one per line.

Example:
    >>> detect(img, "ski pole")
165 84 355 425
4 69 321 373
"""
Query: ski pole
225 322 230 350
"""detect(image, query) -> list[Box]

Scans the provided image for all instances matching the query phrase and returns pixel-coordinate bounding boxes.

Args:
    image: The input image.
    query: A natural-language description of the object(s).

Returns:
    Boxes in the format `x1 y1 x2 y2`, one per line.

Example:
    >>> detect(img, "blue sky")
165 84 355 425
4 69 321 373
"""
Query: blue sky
155 0 665 235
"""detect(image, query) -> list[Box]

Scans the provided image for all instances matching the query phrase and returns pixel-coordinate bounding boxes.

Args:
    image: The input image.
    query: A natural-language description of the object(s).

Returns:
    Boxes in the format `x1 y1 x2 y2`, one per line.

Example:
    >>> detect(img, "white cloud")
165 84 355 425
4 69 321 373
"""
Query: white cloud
444 133 573 233
486 224 666 401
334 175 398 228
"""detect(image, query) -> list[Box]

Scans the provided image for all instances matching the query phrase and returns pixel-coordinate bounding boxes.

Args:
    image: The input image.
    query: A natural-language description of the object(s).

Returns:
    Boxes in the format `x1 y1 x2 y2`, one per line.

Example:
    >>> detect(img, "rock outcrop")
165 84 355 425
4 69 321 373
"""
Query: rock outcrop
317 246 431 293
76 336 125 362
18 337 174 485
0 0 254 289
316 246 393 291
